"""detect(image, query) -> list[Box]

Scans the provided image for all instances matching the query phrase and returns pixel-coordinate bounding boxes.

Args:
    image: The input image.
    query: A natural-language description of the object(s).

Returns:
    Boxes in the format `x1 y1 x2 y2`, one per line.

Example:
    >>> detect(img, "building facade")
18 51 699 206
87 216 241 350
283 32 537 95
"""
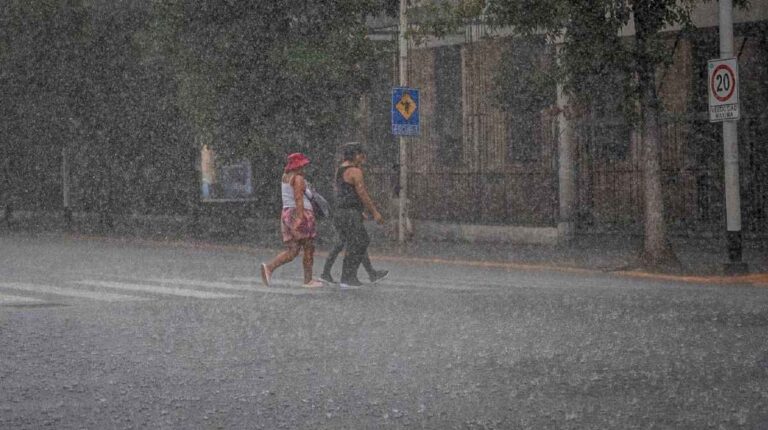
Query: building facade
362 2 768 238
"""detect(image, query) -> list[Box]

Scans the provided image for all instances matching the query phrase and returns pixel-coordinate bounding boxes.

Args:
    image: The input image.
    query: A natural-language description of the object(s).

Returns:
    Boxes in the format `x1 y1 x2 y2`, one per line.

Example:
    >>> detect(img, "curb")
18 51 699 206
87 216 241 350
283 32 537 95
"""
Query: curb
60 233 768 288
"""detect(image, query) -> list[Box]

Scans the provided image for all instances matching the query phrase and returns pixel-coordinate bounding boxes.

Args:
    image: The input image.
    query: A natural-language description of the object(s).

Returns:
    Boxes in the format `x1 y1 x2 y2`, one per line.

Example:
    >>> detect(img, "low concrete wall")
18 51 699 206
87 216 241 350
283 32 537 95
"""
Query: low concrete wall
413 220 559 245
7 210 561 245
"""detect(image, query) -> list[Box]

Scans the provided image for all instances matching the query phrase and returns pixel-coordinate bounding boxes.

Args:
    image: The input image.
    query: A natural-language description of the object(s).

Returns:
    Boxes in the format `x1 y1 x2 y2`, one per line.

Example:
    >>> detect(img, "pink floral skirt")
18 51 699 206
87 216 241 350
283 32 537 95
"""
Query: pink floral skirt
280 208 317 243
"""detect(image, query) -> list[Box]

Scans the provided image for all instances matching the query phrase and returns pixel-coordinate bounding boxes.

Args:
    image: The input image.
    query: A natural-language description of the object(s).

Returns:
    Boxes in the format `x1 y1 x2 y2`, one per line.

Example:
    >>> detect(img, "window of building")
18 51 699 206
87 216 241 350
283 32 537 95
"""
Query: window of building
495 36 555 163
434 45 463 165
589 102 632 161
507 111 541 162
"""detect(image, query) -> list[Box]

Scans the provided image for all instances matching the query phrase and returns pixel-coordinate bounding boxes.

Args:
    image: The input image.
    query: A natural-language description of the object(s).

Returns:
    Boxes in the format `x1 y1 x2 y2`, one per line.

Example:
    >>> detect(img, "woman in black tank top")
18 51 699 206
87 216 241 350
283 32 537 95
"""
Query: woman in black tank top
321 163 388 284
320 143 387 287
335 165 364 211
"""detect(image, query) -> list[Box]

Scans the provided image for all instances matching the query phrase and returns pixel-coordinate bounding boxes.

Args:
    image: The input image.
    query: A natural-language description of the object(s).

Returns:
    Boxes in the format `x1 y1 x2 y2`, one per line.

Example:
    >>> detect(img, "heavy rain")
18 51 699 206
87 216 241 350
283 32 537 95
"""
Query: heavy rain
1 0 767 428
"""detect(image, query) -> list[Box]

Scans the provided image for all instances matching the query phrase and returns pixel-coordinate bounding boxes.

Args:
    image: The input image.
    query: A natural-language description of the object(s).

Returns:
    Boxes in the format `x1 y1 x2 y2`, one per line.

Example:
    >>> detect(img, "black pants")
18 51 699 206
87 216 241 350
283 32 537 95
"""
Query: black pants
322 236 374 276
332 208 370 283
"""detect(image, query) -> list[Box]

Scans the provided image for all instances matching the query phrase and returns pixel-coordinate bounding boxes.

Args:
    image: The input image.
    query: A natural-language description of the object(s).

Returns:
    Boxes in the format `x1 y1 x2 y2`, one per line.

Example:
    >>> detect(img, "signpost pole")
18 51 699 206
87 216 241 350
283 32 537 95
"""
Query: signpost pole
554 36 575 242
397 0 408 243
719 0 747 274
64 117 79 231
62 144 71 230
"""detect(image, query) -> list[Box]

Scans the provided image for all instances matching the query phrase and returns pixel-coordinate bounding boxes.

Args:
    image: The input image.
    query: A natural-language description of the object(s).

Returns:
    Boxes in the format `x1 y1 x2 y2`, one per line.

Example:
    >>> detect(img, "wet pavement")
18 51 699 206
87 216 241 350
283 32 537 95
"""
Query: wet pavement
1 233 767 429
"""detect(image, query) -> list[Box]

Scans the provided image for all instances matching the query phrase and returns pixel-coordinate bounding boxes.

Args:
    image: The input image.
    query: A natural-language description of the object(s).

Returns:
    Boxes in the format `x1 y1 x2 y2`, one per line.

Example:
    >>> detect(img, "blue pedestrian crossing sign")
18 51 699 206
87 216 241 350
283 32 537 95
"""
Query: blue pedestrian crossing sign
392 87 420 136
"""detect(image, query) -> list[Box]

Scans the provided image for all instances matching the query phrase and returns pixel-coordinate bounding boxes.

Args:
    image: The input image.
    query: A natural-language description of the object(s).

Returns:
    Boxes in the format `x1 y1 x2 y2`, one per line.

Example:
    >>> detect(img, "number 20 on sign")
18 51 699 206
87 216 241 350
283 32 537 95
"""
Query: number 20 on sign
707 58 740 122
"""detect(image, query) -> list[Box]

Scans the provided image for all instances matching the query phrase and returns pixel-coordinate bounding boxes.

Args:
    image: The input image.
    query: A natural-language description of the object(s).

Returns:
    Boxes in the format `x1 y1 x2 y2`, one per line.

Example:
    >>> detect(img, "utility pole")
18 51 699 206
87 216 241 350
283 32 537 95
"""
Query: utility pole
64 117 80 231
554 36 575 242
2 148 10 229
62 144 71 230
397 0 408 243
719 0 747 274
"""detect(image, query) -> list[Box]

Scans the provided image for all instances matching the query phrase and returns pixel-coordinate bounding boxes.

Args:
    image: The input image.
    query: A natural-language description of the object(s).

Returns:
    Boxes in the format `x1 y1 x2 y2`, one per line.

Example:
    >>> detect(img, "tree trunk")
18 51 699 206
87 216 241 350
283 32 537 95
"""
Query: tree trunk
639 80 672 264
2 149 13 229
634 3 679 268
97 157 115 232
187 144 201 238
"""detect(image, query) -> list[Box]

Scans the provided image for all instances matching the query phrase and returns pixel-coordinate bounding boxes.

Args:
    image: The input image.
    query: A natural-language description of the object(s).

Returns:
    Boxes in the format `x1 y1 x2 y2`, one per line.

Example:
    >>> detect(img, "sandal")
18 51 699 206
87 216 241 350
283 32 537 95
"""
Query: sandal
302 279 324 288
260 263 271 287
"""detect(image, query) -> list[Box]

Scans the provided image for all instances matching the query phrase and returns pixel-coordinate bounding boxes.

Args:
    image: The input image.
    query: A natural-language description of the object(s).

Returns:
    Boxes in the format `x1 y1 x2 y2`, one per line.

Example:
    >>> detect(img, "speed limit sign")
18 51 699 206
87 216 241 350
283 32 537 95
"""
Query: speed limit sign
708 58 740 122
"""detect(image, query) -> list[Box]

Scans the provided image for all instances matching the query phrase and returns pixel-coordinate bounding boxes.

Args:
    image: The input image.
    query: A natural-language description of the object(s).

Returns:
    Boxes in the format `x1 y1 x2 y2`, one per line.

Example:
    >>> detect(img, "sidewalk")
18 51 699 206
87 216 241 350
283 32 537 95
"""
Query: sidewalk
3 211 766 280
364 234 768 278
43 230 766 283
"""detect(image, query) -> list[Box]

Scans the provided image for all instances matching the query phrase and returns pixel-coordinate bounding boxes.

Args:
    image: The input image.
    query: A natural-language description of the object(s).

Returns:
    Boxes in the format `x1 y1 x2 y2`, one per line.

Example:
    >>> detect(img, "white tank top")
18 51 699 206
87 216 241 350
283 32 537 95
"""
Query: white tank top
281 182 312 209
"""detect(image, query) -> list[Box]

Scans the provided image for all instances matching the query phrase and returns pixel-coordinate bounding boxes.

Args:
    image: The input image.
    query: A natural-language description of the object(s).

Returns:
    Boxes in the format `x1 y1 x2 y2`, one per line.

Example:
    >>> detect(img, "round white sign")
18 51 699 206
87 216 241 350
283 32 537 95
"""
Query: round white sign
710 63 736 103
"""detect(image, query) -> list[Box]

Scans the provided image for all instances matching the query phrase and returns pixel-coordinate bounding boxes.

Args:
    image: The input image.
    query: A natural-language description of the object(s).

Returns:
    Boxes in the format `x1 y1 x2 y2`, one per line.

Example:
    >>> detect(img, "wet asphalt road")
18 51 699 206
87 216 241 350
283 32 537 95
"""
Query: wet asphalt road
1 234 767 429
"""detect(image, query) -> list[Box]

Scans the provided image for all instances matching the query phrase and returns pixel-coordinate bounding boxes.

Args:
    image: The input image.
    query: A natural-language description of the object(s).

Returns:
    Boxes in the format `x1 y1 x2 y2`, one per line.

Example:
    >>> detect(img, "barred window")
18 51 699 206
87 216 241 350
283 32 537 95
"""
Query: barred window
434 45 463 165
507 112 540 162
494 36 555 163
589 103 631 161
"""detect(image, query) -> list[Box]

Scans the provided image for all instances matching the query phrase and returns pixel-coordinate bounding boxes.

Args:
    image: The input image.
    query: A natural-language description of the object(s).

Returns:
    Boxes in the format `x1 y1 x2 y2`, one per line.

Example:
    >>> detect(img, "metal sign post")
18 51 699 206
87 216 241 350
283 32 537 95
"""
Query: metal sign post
391 86 419 243
714 0 747 274
395 0 411 243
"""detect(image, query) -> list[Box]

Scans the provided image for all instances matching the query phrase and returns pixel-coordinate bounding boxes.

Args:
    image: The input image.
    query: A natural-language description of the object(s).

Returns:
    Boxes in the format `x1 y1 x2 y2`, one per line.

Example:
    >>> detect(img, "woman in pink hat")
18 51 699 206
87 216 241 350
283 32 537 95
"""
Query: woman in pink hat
260 153 324 288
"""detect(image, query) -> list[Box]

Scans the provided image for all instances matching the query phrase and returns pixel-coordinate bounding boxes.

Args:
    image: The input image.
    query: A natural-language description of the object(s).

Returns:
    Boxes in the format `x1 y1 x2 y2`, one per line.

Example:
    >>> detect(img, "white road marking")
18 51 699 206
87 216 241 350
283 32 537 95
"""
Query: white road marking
226 276 267 283
267 279 317 289
148 278 255 291
75 280 241 300
225 277 304 287
147 278 323 296
226 276 358 290
0 292 47 305
224 276 490 292
0 282 145 302
375 280 492 292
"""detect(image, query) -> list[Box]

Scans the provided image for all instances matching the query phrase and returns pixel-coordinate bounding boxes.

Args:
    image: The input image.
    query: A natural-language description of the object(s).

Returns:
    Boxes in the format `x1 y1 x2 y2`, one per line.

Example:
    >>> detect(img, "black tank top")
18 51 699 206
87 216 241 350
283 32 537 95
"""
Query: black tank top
335 165 363 210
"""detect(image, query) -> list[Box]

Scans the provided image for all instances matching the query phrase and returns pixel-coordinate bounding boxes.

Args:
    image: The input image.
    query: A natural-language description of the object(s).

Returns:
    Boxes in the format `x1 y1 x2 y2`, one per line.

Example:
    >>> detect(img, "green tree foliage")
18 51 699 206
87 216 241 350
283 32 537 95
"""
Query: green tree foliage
493 36 556 118
0 0 195 226
145 0 393 197
0 0 90 212
0 0 394 227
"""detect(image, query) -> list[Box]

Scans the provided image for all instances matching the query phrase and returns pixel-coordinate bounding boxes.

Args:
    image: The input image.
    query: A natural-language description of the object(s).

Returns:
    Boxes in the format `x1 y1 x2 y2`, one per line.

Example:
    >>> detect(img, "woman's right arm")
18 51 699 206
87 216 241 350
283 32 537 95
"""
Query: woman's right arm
291 174 306 222
346 167 383 224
